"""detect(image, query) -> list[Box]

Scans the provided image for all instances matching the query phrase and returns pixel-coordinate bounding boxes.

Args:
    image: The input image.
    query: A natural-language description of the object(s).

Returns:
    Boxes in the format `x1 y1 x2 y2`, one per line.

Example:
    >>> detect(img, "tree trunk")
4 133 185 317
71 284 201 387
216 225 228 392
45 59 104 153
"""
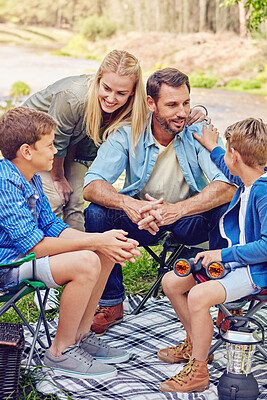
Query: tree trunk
183 0 189 33
238 0 247 37
199 0 207 31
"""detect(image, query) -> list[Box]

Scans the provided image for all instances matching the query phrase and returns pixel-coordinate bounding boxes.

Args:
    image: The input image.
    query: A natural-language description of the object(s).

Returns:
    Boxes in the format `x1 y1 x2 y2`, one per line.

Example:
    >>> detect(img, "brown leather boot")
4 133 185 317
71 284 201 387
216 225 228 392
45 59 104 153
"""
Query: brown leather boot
91 303 123 335
159 357 209 393
157 337 192 363
157 337 214 364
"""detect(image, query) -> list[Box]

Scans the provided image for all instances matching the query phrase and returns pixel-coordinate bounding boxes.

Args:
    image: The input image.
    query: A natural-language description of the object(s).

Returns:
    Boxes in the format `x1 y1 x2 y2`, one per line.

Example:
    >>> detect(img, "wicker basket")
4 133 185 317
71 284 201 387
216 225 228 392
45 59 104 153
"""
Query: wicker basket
0 322 25 400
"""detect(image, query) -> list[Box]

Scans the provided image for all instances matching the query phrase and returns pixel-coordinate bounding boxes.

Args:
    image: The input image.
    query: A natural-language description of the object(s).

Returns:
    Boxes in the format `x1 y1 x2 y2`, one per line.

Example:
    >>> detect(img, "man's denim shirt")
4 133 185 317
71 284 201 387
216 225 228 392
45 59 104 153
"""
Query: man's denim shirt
84 117 231 197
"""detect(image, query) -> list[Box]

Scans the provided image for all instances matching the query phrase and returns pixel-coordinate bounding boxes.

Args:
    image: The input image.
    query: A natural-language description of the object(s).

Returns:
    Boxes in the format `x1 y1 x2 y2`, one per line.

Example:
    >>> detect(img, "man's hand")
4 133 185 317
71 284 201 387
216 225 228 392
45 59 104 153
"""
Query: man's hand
122 195 163 235
138 194 180 228
96 229 141 266
194 249 222 268
186 106 211 126
193 123 220 152
53 177 73 206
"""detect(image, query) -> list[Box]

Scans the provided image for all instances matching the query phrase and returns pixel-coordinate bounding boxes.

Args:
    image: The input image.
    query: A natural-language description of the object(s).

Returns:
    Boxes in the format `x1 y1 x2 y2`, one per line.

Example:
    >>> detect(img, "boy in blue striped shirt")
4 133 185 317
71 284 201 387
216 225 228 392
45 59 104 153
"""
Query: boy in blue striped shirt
0 106 140 379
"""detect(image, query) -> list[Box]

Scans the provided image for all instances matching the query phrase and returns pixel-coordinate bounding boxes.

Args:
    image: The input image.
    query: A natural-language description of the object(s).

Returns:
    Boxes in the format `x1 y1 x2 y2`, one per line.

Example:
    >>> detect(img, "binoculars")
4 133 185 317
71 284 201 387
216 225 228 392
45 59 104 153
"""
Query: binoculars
173 257 231 280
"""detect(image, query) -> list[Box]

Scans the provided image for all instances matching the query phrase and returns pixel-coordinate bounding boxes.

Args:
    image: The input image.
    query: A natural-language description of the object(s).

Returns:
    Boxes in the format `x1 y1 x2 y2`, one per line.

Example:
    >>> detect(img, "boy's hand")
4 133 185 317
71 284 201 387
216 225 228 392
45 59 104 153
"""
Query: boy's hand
193 123 219 152
97 230 141 266
194 249 222 268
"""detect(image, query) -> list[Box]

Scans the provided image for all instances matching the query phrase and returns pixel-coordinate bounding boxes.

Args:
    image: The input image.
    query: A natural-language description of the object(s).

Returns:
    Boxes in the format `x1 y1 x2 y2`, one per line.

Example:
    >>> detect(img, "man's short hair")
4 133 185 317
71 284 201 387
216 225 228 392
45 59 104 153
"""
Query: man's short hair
0 107 57 160
146 67 191 103
224 118 267 167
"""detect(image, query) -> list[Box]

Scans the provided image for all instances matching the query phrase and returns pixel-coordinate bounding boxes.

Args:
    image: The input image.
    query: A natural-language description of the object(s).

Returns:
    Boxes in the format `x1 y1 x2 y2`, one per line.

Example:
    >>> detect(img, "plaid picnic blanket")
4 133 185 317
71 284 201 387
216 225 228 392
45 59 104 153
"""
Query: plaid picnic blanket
24 295 267 400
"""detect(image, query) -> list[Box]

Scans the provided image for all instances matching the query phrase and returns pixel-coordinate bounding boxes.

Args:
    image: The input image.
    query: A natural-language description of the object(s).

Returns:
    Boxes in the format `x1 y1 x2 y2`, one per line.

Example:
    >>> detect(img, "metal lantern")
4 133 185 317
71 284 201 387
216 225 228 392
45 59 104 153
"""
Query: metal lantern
217 315 264 400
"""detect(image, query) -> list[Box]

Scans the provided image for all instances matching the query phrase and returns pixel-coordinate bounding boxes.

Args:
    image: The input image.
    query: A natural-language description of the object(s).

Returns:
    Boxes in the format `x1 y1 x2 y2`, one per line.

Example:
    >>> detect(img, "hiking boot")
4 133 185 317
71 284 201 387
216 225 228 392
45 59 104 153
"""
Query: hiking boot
159 357 209 392
157 337 214 364
80 331 129 364
43 343 117 380
157 337 192 364
216 308 243 332
91 303 123 335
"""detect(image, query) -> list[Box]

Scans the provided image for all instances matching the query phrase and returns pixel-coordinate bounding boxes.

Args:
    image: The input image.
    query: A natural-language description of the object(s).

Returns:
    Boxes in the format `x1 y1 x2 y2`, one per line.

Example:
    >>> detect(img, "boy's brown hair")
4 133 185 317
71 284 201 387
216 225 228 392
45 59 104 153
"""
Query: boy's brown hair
224 118 267 167
0 106 57 160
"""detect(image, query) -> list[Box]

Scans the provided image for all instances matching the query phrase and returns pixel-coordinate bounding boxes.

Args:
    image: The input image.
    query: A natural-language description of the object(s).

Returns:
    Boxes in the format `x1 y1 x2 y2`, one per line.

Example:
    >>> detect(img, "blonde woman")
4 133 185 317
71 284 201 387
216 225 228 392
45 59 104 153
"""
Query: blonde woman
23 49 207 232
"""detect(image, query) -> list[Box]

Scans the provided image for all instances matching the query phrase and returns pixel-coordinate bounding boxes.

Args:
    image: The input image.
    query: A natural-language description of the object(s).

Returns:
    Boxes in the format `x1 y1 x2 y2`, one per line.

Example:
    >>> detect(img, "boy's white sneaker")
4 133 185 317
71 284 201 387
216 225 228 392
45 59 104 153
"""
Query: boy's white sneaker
80 331 130 364
44 343 117 379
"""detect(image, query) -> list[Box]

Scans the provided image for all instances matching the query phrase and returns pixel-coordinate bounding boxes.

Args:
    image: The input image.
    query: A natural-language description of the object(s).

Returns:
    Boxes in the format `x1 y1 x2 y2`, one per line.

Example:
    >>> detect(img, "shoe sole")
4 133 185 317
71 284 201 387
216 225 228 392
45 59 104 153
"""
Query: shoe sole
184 384 209 393
94 352 130 364
43 365 117 380
93 317 124 336
160 384 209 393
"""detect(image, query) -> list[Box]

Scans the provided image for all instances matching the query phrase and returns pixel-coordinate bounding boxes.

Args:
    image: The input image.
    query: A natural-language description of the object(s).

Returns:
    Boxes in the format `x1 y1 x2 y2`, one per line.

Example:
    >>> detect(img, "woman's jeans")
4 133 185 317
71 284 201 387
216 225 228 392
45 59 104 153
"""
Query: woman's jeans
84 202 229 306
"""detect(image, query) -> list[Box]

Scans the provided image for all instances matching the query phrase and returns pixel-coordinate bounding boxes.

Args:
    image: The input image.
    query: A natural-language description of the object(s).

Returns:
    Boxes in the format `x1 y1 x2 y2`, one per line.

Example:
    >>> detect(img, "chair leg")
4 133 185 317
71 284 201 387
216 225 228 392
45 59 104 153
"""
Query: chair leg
35 288 52 347
132 273 166 315
131 243 186 314
256 344 267 359
208 338 224 357
25 288 52 369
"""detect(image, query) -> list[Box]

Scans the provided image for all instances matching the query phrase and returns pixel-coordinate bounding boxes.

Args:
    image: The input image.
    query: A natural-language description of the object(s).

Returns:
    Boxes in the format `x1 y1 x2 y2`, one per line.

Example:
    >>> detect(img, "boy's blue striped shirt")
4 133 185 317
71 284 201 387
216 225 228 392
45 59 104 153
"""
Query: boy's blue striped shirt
0 159 68 264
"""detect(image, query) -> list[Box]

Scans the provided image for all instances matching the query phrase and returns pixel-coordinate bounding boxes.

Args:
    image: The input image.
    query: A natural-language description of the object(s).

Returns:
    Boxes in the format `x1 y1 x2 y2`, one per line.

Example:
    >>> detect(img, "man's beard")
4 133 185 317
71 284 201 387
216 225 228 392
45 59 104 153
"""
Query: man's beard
154 109 185 135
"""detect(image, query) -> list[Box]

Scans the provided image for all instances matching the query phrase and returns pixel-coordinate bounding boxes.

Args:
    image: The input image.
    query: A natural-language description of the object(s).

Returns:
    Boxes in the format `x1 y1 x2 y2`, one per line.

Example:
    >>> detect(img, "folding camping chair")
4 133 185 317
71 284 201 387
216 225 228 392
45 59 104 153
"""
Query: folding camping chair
132 231 208 314
208 289 267 359
0 252 52 369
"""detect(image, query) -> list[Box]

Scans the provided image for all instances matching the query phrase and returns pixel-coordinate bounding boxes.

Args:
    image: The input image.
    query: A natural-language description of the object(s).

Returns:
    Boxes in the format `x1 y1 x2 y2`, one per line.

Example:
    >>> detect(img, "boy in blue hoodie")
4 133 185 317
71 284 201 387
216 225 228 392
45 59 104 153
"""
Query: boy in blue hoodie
157 118 267 393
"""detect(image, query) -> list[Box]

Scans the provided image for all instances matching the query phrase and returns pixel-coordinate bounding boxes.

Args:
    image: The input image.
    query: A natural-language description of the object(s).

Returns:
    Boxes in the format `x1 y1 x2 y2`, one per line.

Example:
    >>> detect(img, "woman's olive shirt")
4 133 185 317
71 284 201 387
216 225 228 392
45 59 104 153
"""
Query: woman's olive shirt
23 74 98 162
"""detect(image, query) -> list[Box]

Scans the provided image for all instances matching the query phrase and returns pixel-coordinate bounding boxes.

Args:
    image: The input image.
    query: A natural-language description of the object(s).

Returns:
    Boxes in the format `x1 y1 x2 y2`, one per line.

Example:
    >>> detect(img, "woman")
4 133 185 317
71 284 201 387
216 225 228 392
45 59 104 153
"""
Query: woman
23 49 207 231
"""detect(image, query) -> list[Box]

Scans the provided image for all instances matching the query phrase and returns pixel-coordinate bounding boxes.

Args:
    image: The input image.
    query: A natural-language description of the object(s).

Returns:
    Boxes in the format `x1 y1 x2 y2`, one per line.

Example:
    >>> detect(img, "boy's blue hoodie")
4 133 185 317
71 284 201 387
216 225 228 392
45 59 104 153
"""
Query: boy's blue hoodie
210 146 267 289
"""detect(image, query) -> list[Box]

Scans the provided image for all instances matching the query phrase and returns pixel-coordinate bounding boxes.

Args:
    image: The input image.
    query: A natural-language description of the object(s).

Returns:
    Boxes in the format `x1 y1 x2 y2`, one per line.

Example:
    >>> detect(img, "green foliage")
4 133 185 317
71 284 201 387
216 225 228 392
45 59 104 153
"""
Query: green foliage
19 368 62 399
256 66 267 83
79 14 117 41
0 99 19 116
189 74 218 89
153 62 168 71
123 247 161 296
10 81 31 97
221 0 267 31
242 79 262 89
226 78 243 88
225 78 262 90
50 49 73 57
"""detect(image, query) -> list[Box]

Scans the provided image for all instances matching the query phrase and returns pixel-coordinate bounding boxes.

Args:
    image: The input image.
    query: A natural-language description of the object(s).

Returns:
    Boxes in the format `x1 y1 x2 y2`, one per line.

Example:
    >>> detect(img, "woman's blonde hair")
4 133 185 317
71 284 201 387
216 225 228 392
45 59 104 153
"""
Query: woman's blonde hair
85 49 148 152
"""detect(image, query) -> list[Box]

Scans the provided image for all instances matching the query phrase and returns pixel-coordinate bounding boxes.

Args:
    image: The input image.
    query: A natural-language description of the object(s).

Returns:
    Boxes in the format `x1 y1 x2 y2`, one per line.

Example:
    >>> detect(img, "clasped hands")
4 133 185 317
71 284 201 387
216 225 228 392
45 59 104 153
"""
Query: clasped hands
136 194 178 235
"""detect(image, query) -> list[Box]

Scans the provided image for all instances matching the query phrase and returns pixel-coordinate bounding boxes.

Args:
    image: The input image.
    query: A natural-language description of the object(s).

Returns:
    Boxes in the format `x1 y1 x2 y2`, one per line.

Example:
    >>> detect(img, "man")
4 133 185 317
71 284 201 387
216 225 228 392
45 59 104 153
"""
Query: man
83 68 236 335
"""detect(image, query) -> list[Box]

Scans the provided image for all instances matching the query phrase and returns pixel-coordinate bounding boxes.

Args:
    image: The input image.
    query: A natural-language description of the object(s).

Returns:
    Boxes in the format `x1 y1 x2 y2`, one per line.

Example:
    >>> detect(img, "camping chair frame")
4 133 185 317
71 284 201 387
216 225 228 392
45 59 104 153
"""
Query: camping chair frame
0 253 52 369
208 290 267 359
132 231 208 314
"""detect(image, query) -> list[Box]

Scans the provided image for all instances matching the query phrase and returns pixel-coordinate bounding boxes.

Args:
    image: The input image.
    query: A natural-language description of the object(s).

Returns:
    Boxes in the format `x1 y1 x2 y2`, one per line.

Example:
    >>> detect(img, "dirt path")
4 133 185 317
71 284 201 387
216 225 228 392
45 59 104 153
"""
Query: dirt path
0 45 266 132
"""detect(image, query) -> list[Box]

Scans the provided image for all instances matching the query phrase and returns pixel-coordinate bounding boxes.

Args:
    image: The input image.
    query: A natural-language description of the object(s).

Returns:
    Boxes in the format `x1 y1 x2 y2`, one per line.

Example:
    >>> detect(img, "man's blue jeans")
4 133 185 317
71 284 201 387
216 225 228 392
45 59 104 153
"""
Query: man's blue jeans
84 202 229 306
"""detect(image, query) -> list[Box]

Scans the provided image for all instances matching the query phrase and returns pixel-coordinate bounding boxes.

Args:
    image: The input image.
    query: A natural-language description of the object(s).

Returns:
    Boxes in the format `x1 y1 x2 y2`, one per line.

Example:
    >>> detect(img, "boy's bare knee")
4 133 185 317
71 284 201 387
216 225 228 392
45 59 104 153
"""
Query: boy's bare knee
188 285 210 313
75 251 101 282
162 271 176 295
